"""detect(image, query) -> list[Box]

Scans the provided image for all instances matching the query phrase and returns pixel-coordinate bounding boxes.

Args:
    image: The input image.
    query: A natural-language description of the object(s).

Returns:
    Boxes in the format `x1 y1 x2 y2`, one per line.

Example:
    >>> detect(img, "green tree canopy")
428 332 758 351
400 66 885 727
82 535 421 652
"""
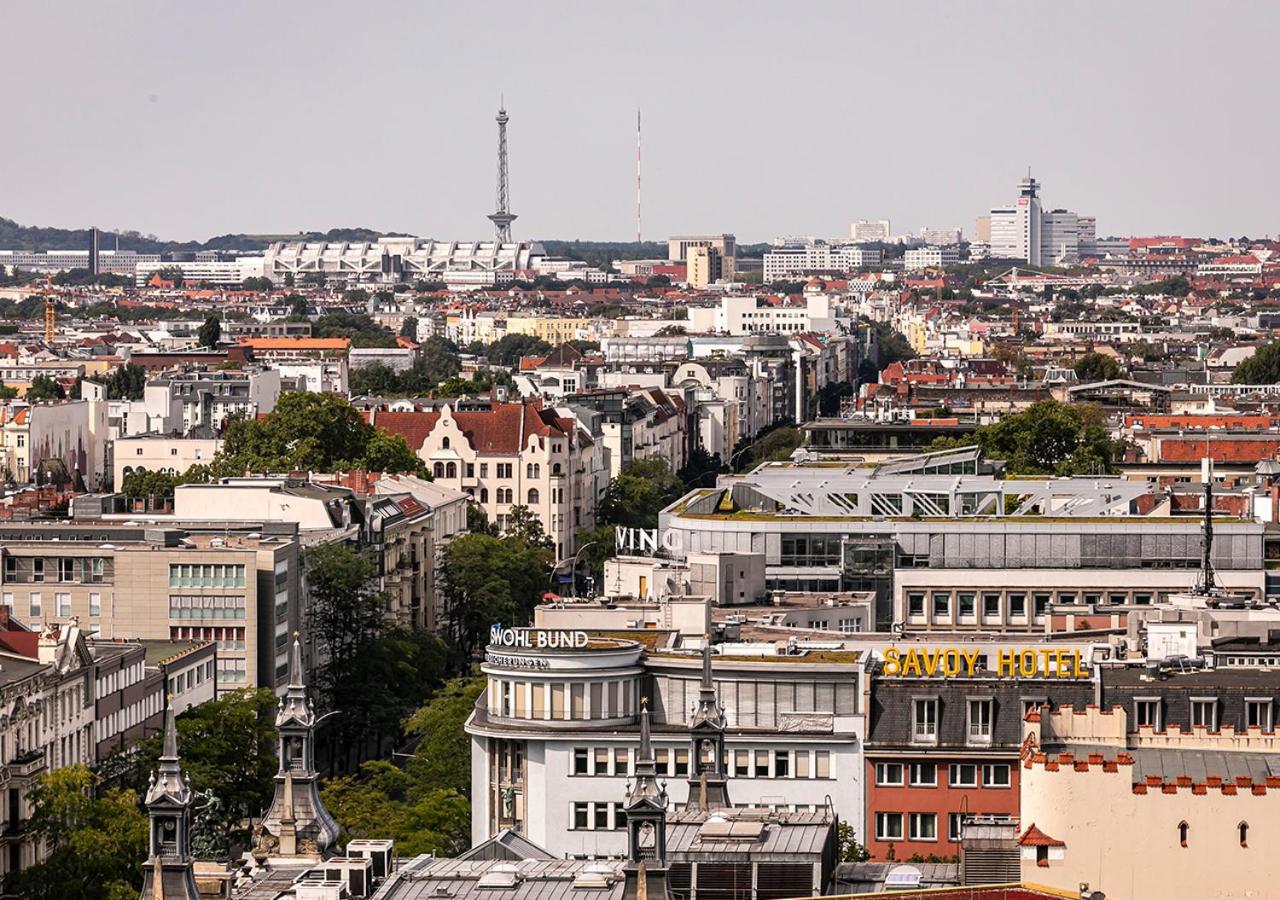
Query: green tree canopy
25 375 65 401
440 532 552 661
1073 351 1121 383
198 315 221 348
485 334 552 366
927 400 1123 476
211 392 424 476
106 363 148 400
1232 342 1280 384
399 316 418 339
314 312 398 348
597 457 685 529
4 765 147 900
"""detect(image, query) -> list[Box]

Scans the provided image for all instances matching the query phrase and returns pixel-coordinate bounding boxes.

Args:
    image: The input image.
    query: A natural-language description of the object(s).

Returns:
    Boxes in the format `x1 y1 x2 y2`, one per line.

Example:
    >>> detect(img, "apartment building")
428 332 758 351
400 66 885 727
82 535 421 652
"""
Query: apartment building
236 337 350 393
110 368 281 439
114 435 222 486
0 523 302 696
762 240 882 280
368 400 599 559
0 399 109 489
903 246 961 271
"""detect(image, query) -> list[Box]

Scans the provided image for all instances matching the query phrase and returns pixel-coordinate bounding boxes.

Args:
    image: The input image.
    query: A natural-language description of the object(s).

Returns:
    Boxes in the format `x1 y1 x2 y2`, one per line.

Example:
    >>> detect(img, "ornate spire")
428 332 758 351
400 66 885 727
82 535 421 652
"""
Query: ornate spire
692 640 726 729
146 701 189 808
139 700 200 900
625 699 665 810
686 639 730 813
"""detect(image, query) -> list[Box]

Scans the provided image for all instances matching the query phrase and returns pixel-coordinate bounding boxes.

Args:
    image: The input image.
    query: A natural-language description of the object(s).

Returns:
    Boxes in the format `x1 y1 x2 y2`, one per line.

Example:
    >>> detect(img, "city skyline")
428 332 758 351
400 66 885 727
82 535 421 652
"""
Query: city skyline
4 1 1278 243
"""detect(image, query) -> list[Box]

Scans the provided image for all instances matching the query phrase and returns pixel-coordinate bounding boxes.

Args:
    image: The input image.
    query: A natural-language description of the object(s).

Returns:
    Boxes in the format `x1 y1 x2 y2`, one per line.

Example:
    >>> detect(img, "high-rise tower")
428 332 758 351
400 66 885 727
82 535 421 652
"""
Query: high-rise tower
488 103 516 243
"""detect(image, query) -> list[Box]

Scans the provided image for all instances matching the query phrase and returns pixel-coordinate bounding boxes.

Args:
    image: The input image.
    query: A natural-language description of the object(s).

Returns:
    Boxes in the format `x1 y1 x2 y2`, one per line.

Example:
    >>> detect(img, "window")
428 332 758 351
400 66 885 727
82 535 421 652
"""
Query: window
734 750 750 777
32 559 44 583
815 751 831 778
480 463 489 477
907 593 925 617
55 593 71 617
1108 592 1128 606
957 592 976 618
1245 698 1273 732
875 762 903 786
968 698 994 744
527 488 540 504
480 488 489 503
466 463 475 478
1239 821 1249 848
433 462 444 478
1008 592 1027 618
1033 593 1051 617
29 592 41 618
58 558 75 582
573 802 589 830
754 750 769 777
983 764 1011 787
1135 698 1162 730
909 812 937 841
949 813 965 842
949 763 978 787
497 463 513 479
1058 592 1077 605
912 698 938 743
909 762 936 787
1178 820 1189 848
615 748 629 776
1021 697 1048 720
593 747 610 775
982 593 1001 617
445 462 457 479
594 803 610 830
774 751 789 778
441 437 450 450
1134 592 1152 606
875 812 903 841
932 592 950 619
1190 698 1217 731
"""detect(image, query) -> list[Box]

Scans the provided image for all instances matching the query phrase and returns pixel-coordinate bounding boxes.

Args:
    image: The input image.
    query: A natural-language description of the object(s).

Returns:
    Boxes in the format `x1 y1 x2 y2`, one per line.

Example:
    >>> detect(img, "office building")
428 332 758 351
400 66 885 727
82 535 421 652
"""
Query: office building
762 240 882 280
0 522 302 695
850 220 892 243
686 245 730 288
0 249 161 277
903 246 961 271
668 234 736 266
467 628 863 856
917 226 963 246
987 174 1092 266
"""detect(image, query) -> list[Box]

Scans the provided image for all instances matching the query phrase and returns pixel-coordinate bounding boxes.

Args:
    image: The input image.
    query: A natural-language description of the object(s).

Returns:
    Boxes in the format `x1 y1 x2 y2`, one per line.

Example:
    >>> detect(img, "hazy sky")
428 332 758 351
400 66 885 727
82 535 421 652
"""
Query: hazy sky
5 1 1277 243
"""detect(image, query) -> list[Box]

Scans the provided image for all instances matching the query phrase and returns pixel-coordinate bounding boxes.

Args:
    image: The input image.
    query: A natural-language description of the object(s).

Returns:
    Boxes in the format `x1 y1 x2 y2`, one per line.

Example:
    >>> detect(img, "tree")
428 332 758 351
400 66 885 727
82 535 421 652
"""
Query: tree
320 678 482 857
198 315 221 348
212 392 424 476
119 464 212 503
119 690 278 851
738 425 802 469
1073 351 1121 383
597 457 685 529
4 765 147 899
0 383 17 400
485 334 552 366
838 821 870 862
655 324 687 336
314 312 398 349
1232 342 1280 384
241 276 274 292
927 400 1122 476
154 265 185 287
25 375 65 401
399 316 419 339
440 533 551 662
106 363 147 400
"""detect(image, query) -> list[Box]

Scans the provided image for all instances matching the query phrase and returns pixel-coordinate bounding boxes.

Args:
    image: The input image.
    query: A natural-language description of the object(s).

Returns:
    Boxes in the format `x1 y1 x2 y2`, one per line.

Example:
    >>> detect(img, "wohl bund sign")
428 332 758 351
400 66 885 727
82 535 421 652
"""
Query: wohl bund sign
489 625 589 650
882 646 1090 679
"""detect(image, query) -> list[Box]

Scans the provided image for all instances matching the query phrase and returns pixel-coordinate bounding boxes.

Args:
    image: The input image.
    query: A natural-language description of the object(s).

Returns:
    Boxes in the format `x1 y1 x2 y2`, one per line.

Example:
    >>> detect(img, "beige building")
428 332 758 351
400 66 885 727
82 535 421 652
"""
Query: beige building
0 523 301 695
368 400 599 560
114 435 222 487
686 244 731 288
505 315 593 345
1019 703 1279 899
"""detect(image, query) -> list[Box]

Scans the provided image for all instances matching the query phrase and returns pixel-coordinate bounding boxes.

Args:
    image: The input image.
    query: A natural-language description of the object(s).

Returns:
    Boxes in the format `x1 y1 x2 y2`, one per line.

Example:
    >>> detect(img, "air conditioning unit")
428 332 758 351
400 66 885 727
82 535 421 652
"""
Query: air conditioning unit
323 856 374 898
294 883 348 900
346 839 394 880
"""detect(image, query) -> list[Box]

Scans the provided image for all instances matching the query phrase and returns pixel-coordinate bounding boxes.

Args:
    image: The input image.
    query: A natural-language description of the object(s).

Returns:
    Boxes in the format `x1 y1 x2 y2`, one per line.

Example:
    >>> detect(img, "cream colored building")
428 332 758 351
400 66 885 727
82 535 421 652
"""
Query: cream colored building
0 523 301 695
1019 704 1280 899
505 315 592 345
114 436 222 487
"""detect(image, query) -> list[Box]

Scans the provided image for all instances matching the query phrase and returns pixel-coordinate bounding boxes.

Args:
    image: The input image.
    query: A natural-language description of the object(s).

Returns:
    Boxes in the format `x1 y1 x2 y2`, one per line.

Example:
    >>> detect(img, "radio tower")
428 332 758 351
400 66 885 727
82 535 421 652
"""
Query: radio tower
636 108 642 244
488 101 516 243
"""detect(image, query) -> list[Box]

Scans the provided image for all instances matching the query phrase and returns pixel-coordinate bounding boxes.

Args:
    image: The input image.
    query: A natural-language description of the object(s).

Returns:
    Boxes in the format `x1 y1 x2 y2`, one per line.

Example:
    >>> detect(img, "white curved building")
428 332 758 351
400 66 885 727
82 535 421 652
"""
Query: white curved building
261 237 545 284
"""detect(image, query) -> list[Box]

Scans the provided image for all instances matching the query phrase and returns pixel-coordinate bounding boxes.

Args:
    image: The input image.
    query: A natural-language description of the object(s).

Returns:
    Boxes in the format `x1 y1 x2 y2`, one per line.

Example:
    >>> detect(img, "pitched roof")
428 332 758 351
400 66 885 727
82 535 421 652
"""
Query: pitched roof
1017 823 1065 847
369 401 573 455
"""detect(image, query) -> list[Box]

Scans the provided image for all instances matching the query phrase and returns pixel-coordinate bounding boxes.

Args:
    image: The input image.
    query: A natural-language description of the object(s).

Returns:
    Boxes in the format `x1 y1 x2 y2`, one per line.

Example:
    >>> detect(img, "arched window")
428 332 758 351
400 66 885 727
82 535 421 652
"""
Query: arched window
552 463 563 476
1178 821 1189 848
442 436 450 449
527 488 540 504
480 488 489 503
433 462 444 478
122 466 133 476
1239 822 1249 848
446 462 457 479
526 463 540 479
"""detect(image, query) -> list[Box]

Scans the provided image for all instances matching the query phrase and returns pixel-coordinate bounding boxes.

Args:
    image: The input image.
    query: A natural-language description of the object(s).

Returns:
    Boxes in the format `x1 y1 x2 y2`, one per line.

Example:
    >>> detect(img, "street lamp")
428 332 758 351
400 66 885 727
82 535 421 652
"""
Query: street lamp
567 541 598 600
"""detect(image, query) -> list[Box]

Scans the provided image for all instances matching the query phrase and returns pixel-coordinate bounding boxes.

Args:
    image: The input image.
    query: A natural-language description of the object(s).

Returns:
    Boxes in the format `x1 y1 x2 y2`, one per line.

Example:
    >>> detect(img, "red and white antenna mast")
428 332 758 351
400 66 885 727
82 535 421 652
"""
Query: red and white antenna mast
636 107 642 245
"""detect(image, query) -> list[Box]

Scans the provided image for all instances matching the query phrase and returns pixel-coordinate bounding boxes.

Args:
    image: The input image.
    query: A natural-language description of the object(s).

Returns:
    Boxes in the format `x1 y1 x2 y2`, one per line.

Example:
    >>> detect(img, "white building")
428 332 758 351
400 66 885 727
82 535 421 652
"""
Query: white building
261 238 544 284
686 294 837 336
115 436 222 486
133 258 263 287
0 249 160 277
467 629 864 856
850 220 891 243
988 175 1092 266
903 246 961 271
916 226 963 246
762 240 882 281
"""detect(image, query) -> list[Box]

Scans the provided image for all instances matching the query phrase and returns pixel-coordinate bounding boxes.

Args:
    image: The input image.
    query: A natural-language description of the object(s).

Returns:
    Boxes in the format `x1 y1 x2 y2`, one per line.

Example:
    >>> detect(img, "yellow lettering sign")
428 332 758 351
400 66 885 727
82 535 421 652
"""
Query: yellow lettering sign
884 647 1089 679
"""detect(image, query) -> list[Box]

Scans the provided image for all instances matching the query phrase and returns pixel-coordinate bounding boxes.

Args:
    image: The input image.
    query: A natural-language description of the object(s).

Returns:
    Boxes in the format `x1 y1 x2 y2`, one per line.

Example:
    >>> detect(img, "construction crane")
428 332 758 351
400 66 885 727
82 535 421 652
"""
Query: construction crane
44 296 56 344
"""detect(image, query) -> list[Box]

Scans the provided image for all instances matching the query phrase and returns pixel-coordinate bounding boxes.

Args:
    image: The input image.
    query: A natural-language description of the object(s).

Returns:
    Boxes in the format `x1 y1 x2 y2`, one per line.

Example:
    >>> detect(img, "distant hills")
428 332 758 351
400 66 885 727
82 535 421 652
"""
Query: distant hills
0 216 772 262
0 217 406 254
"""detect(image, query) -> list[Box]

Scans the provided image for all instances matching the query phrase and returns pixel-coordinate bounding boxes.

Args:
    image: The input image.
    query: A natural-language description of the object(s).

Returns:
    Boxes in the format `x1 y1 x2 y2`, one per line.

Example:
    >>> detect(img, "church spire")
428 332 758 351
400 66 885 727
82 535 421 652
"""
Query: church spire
623 699 669 881
139 701 200 900
256 633 340 859
686 638 730 813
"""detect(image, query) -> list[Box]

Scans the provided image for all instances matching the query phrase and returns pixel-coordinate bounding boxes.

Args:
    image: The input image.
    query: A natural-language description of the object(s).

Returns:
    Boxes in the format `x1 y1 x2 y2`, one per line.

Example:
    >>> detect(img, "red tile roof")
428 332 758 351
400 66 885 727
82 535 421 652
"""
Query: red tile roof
368 401 574 455
1017 823 1065 847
